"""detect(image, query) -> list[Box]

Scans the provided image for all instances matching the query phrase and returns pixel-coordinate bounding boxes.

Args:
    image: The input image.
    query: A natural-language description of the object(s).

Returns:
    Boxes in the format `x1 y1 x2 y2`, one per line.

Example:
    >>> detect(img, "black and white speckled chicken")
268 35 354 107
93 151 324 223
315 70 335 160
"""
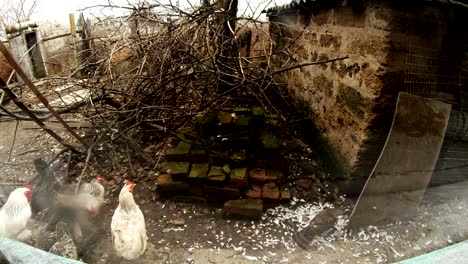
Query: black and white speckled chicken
293 208 340 249
49 221 78 260
33 219 57 252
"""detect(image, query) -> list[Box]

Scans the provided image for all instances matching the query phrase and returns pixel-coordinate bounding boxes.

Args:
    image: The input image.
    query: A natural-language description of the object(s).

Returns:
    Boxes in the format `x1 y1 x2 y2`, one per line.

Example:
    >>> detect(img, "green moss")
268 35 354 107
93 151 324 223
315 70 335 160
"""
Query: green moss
313 74 333 97
337 84 369 119
161 161 191 179
218 111 233 124
259 131 281 149
252 106 265 117
234 116 251 126
207 166 227 183
188 163 210 179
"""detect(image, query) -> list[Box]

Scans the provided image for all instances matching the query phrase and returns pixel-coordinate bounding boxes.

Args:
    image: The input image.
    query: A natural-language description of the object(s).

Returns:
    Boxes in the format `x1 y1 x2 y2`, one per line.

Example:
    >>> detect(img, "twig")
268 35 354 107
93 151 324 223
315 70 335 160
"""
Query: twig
8 120 19 166
126 143 136 177
0 182 23 186
16 148 40 156
66 151 72 179
153 143 167 170
75 134 104 193
48 148 71 165
269 56 350 77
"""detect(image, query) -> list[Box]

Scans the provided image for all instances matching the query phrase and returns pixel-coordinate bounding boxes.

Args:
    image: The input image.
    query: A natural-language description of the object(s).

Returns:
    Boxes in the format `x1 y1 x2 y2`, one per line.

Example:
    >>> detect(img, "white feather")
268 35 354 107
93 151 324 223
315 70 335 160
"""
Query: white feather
111 184 147 260
0 187 32 240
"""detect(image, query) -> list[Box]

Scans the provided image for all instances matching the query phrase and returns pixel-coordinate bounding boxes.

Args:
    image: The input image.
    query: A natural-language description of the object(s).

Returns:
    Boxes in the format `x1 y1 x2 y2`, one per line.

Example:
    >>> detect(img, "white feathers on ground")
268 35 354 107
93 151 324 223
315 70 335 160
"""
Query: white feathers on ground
111 181 147 260
49 221 78 260
0 187 32 240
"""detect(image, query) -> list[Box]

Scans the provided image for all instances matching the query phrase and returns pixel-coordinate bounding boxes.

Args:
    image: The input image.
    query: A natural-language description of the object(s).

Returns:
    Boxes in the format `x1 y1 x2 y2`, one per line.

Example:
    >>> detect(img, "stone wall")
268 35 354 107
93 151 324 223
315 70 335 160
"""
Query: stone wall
268 0 467 179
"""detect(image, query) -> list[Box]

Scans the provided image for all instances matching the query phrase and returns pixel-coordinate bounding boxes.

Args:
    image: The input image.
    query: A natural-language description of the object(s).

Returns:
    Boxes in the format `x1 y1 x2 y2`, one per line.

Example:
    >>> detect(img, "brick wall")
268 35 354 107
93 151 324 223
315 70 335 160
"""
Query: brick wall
269 1 465 179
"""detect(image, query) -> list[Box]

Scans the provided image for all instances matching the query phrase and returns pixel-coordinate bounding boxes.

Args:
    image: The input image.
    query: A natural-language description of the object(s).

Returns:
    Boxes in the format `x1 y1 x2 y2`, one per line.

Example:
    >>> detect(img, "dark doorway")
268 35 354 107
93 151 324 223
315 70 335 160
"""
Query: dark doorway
25 32 47 78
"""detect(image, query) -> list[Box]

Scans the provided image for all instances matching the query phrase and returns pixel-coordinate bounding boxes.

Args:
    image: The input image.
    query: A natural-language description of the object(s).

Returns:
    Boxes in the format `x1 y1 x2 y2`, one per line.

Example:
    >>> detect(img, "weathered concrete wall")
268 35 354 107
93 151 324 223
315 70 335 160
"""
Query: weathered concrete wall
39 22 77 76
269 1 463 179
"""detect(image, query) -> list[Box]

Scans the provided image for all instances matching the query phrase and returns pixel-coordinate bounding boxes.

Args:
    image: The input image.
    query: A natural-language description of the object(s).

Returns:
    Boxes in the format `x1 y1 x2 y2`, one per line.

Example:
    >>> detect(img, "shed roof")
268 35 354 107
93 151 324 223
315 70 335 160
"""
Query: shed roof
264 0 468 16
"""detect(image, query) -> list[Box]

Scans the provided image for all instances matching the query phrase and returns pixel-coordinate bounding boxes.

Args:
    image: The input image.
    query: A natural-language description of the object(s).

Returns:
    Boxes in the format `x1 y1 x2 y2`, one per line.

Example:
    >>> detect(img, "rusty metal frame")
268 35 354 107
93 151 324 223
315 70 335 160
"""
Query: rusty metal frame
0 41 88 150
0 79 81 152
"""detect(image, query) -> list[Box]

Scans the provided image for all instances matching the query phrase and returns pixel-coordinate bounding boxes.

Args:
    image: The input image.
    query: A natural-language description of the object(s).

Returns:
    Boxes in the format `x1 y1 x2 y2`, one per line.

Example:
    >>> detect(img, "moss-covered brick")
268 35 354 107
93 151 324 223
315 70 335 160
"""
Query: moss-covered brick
176 127 199 141
259 131 281 150
251 107 266 127
266 169 284 183
205 186 241 202
161 161 190 180
223 199 263 219
245 185 262 199
229 168 248 190
209 152 228 165
234 116 251 126
266 114 280 125
196 111 217 125
207 166 227 185
230 150 247 163
222 164 231 174
164 148 179 161
165 141 192 161
188 163 210 180
190 149 208 163
217 111 234 124
280 186 291 201
189 183 205 196
262 183 280 201
250 168 267 184
196 112 218 135
234 108 251 115
156 174 190 194
252 106 265 117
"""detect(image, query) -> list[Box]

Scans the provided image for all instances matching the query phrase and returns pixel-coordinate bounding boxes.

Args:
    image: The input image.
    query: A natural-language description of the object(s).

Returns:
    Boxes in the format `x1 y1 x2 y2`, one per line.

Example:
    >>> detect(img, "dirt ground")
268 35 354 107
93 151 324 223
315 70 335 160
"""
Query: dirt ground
1 119 468 264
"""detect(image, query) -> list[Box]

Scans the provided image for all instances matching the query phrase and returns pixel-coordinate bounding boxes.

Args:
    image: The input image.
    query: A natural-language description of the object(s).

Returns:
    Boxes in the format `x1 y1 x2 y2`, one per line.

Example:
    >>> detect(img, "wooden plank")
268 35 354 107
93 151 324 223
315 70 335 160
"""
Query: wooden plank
349 92 451 228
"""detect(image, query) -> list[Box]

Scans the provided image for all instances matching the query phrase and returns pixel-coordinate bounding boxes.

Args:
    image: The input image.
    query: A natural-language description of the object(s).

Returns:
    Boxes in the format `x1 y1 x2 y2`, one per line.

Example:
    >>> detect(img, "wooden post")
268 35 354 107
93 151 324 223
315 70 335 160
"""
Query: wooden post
69 13 80 77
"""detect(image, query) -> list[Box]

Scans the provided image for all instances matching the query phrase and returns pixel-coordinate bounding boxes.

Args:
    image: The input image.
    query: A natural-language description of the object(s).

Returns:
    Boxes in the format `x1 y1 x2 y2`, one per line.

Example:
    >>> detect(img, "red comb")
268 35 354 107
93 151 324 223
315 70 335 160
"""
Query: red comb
124 180 135 185
22 183 32 191
96 175 105 182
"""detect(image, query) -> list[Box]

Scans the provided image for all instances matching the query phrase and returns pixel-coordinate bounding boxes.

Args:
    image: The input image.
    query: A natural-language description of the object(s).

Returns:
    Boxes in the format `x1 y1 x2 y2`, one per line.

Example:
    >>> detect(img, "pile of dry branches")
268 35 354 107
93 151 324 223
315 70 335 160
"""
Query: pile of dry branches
75 1 292 149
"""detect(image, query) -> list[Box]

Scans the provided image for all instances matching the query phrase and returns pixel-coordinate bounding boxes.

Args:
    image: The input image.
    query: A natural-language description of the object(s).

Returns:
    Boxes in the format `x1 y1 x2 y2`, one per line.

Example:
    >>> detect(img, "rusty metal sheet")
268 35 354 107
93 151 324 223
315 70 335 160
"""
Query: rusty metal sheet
349 92 451 228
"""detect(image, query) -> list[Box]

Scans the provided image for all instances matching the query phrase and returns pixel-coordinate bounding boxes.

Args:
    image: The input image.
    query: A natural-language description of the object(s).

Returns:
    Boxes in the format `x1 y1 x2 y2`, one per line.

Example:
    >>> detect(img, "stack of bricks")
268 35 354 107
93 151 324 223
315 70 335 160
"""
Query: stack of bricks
156 107 292 217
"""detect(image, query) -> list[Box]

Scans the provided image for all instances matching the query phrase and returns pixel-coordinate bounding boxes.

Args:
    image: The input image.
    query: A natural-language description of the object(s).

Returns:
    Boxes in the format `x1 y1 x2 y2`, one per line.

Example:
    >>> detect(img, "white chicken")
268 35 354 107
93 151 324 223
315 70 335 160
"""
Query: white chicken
0 184 33 241
111 180 147 260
